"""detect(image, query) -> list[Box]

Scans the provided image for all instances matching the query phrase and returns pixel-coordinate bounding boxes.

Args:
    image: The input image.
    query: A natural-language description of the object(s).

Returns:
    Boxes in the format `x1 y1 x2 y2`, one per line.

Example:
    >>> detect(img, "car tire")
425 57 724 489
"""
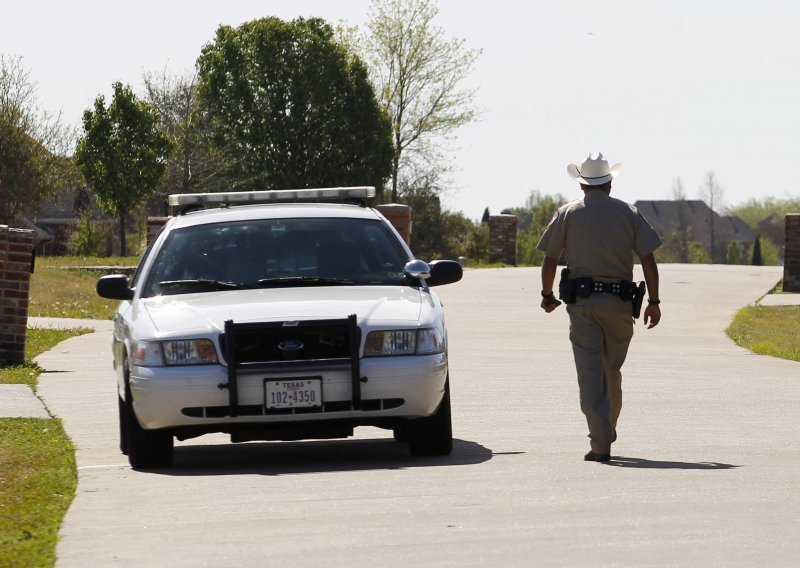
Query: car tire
408 378 453 456
393 424 409 443
123 368 173 469
118 395 128 455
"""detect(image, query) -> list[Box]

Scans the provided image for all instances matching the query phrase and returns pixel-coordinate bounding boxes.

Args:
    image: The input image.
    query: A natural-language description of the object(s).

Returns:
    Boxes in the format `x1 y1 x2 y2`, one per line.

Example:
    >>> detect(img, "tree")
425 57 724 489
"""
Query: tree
75 82 172 256
667 177 690 263
142 69 228 207
195 17 392 193
0 54 76 224
670 177 687 200
751 236 763 266
726 241 745 265
698 171 726 262
354 0 480 201
505 190 567 266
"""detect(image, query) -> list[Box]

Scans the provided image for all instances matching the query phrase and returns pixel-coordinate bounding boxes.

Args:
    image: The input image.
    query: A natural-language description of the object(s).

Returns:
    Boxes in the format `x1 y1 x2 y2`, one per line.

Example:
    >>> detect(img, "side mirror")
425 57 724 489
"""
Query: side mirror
403 259 431 280
97 274 134 301
427 260 463 287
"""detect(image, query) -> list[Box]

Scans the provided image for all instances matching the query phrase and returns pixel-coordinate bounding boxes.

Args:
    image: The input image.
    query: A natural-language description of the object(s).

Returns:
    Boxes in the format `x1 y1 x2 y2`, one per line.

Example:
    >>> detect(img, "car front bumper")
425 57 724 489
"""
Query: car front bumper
129 354 448 430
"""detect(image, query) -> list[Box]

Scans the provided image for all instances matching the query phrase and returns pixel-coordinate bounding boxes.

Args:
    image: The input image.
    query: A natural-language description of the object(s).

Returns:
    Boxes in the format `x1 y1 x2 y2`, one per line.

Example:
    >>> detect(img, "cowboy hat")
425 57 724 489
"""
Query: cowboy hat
567 152 623 185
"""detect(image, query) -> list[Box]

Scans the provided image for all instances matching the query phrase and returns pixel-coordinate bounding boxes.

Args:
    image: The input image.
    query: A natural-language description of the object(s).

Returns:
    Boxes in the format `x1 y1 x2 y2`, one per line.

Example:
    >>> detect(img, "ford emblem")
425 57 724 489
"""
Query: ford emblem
278 339 304 352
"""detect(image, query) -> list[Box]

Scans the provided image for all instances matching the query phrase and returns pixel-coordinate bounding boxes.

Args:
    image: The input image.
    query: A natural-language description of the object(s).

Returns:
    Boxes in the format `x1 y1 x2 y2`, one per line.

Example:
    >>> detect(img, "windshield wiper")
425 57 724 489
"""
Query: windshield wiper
158 279 249 292
255 276 355 288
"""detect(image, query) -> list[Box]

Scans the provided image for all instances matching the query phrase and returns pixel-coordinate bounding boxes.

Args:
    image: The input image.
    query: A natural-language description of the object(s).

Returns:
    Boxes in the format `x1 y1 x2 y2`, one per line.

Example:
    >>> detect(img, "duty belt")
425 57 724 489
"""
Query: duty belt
578 280 628 296
558 267 646 318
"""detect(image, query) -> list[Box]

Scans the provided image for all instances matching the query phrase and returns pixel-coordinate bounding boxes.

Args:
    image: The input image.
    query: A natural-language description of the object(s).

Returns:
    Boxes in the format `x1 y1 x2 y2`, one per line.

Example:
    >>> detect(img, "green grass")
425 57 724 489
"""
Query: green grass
0 419 76 568
727 305 800 362
30 256 138 320
0 327 89 568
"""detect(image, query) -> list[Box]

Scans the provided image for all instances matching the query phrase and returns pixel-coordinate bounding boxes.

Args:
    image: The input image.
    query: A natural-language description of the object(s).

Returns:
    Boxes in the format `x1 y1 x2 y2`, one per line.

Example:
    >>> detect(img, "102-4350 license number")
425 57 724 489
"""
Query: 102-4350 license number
264 378 322 409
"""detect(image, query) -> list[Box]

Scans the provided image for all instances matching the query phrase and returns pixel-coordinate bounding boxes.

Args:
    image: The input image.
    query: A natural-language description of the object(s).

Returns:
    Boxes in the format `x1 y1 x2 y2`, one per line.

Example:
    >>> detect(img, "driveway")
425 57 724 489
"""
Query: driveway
35 264 799 567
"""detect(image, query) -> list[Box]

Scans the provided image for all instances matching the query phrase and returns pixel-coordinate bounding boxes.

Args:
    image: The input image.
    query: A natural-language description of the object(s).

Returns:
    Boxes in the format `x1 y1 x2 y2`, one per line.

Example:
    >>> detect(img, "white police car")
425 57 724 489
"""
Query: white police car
97 187 463 468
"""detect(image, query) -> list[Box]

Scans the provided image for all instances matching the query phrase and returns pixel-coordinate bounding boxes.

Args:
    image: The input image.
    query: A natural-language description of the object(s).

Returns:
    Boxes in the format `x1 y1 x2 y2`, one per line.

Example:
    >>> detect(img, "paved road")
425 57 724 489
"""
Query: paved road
34 264 800 567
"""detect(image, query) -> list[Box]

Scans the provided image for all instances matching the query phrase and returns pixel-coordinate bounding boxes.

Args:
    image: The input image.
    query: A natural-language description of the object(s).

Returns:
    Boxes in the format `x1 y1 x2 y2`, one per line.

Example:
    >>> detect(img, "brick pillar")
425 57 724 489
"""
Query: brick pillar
488 215 518 265
783 214 800 292
0 226 35 365
376 204 413 245
147 217 170 245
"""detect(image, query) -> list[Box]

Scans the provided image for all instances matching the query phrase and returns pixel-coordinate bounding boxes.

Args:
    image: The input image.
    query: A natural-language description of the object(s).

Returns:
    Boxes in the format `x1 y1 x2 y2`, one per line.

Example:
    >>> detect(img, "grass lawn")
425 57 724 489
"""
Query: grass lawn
0 418 76 567
727 305 800 362
29 256 138 320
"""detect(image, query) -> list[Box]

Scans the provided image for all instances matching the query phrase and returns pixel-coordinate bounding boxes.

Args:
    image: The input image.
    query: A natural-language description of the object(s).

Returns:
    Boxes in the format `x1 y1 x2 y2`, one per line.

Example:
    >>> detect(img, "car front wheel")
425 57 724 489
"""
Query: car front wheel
122 368 173 469
408 378 453 456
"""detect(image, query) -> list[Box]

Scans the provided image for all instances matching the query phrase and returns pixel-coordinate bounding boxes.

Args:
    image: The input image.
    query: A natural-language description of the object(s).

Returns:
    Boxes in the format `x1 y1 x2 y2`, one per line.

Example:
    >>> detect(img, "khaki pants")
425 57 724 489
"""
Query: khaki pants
566 295 634 454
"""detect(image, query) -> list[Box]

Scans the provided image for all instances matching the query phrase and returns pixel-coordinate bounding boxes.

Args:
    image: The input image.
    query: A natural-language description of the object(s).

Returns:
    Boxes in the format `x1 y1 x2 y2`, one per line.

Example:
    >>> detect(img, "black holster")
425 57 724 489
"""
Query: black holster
558 267 576 304
632 281 646 319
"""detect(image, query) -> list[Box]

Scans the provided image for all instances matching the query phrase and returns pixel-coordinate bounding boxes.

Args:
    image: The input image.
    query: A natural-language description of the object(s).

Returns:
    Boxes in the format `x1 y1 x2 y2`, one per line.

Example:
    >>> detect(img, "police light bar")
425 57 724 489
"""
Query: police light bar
168 186 376 212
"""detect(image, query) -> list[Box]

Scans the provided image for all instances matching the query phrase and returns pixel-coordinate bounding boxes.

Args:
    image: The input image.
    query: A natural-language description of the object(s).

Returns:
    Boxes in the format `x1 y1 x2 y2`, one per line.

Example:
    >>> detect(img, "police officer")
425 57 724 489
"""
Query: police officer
537 152 662 462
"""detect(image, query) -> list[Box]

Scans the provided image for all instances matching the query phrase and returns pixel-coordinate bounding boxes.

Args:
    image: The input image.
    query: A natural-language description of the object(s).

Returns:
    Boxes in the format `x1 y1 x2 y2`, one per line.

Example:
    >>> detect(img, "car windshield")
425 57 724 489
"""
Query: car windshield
141 217 410 297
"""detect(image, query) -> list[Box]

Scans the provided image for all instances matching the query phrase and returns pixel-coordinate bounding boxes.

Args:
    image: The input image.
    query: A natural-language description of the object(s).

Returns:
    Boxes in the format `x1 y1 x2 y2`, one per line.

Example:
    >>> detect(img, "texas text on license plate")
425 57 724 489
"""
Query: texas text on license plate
264 377 323 410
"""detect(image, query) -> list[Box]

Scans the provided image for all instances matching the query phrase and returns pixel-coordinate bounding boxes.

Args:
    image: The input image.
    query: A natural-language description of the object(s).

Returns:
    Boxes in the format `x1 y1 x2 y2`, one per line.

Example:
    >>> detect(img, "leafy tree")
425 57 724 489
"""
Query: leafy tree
688 241 712 264
758 236 782 265
67 208 111 256
0 54 76 224
195 17 392 193
726 241 745 265
729 196 800 228
75 82 172 256
506 191 567 266
352 0 480 201
398 176 479 261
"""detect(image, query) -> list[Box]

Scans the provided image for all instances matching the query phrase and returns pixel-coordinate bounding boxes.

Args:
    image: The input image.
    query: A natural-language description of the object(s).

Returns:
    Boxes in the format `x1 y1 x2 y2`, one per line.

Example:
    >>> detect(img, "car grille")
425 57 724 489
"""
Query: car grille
219 321 351 364
220 316 367 418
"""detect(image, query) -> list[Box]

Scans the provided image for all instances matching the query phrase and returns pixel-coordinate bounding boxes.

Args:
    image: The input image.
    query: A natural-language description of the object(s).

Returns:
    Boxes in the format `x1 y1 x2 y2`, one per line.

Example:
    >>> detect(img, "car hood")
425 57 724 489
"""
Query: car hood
138 286 428 336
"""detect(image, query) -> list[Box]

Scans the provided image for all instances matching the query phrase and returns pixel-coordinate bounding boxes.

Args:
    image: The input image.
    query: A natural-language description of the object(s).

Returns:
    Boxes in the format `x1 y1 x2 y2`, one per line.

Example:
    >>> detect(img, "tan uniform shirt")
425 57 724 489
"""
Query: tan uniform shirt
536 190 662 281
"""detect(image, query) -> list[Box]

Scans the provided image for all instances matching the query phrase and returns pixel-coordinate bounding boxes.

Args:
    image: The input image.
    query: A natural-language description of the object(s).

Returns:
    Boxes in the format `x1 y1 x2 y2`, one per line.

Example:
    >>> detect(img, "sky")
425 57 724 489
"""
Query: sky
3 0 799 220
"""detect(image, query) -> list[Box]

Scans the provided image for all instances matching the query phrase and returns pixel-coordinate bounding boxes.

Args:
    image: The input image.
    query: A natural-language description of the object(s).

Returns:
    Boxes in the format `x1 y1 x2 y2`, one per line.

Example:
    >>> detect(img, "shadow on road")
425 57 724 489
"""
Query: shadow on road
607 456 740 470
152 437 494 476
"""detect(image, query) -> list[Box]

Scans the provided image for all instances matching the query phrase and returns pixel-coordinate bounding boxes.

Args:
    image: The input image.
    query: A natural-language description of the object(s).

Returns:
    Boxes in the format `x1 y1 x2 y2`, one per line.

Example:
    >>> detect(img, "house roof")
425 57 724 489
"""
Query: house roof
634 200 754 252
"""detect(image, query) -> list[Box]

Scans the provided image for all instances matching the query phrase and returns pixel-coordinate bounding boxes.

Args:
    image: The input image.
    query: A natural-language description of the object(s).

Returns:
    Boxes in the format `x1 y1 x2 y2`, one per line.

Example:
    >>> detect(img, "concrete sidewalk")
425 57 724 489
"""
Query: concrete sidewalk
0 318 112 419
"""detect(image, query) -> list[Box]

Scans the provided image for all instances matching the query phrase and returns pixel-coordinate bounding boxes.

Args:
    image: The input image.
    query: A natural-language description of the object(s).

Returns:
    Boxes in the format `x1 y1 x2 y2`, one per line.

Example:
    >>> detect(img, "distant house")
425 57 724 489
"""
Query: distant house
634 200 754 262
24 189 116 256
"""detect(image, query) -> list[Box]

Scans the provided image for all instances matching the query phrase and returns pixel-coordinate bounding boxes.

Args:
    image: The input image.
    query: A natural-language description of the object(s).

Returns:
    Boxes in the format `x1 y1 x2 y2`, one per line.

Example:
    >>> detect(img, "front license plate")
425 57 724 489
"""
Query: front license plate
265 378 323 409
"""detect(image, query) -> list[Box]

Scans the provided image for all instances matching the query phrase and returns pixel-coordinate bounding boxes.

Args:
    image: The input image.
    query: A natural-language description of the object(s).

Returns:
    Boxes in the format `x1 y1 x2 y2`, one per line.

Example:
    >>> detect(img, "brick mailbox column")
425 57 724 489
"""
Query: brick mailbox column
488 214 519 265
376 204 413 245
147 217 170 245
784 214 800 292
0 226 35 365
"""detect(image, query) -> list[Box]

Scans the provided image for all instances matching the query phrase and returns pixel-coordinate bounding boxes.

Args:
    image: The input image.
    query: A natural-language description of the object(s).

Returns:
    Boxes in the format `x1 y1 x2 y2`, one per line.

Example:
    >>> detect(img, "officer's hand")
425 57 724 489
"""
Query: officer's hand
643 304 661 328
541 295 562 313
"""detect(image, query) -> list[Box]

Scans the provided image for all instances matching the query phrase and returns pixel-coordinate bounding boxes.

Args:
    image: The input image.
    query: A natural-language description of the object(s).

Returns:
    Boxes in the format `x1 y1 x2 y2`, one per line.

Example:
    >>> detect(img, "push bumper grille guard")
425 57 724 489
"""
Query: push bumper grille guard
222 315 362 417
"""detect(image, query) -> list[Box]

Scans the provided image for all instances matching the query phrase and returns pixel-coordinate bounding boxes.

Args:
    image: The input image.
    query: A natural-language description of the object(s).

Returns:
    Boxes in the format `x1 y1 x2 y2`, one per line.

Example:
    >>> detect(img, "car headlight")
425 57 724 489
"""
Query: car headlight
364 328 444 357
131 339 218 366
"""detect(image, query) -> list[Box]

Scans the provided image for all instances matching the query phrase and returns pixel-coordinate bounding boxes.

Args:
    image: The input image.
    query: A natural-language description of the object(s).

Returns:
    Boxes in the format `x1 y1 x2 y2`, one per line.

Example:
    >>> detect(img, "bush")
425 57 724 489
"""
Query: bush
67 210 111 256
